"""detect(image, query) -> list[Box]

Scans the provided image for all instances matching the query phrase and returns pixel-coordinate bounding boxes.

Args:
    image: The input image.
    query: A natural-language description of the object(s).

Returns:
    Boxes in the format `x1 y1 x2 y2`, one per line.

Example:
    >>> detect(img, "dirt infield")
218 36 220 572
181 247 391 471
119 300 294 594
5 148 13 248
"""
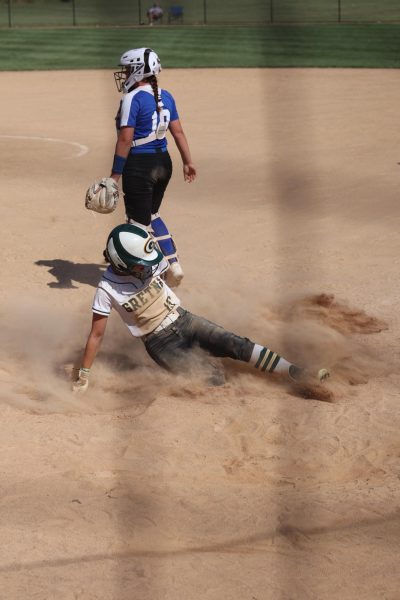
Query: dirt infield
1 68 399 599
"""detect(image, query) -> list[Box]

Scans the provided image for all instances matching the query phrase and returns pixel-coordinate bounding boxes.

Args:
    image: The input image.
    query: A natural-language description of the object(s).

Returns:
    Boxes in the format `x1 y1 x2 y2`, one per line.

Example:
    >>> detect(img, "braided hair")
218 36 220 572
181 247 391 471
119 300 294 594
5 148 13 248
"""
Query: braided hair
147 75 161 113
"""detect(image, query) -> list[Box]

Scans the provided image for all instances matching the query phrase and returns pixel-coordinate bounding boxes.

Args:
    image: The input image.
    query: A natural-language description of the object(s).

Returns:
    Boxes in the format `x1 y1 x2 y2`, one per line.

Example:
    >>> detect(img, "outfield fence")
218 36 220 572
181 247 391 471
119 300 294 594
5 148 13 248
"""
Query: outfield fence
1 0 400 28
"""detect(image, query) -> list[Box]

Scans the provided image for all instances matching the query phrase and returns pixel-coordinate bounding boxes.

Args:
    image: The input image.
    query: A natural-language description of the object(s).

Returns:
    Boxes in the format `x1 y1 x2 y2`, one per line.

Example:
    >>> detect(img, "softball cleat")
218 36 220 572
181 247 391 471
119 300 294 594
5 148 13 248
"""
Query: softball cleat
289 365 330 384
317 368 330 382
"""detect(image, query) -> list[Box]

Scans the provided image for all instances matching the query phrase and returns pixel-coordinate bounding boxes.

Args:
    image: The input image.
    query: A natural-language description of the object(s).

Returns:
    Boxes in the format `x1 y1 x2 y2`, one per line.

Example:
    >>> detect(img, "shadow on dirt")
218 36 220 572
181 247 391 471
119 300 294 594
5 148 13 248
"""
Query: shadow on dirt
35 259 105 289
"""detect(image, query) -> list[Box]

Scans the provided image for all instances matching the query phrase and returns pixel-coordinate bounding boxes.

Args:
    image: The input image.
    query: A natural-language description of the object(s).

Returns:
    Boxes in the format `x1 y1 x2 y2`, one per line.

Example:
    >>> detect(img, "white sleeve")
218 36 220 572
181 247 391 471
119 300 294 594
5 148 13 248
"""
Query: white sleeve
92 287 112 316
119 94 131 127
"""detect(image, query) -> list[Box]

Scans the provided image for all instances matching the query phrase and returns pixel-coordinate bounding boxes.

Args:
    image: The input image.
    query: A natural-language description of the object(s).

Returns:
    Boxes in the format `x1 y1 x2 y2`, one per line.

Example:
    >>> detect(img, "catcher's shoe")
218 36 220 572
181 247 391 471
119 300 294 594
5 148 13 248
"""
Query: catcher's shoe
289 366 330 383
166 261 184 287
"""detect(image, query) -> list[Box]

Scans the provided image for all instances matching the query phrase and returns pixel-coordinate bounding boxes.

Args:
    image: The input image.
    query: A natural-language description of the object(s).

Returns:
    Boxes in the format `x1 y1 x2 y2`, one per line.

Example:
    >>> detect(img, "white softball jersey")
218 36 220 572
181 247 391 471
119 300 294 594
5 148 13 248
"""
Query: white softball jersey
92 262 181 337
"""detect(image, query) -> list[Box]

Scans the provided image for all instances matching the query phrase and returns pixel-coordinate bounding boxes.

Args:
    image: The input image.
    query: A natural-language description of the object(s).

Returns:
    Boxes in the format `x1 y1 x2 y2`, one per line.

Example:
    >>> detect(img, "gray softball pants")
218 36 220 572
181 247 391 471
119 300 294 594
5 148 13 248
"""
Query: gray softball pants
143 308 254 373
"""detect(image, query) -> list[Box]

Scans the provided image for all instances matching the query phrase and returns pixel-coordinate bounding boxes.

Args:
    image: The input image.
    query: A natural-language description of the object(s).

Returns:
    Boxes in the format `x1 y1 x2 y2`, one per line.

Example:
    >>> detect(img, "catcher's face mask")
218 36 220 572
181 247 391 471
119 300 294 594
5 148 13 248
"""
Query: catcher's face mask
114 66 133 93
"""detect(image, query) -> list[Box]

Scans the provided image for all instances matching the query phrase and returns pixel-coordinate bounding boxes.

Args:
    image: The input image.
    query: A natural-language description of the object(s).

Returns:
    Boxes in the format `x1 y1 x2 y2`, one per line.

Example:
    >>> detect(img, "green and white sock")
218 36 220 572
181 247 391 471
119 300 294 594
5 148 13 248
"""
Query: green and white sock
250 344 300 377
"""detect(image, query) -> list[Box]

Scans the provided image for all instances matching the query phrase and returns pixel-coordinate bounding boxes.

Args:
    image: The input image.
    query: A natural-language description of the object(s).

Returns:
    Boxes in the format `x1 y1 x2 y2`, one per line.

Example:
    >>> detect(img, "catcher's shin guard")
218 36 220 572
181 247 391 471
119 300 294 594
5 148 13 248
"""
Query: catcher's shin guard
150 213 179 265
150 213 184 286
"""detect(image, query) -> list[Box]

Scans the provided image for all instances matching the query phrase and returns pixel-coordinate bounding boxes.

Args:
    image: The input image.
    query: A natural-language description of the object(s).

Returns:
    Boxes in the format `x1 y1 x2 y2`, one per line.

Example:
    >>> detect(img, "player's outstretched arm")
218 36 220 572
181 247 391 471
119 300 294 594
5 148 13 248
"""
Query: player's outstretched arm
169 119 197 183
73 314 108 393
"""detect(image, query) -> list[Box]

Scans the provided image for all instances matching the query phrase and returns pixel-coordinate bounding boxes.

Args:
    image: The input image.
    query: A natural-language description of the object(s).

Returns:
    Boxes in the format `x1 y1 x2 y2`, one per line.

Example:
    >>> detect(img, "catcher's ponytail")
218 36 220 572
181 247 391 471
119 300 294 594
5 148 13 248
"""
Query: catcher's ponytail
148 75 160 113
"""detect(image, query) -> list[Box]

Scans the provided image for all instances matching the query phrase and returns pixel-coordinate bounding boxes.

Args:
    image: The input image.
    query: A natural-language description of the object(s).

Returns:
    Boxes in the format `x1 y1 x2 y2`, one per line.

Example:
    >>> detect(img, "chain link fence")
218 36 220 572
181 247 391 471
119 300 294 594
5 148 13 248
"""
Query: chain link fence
1 0 400 28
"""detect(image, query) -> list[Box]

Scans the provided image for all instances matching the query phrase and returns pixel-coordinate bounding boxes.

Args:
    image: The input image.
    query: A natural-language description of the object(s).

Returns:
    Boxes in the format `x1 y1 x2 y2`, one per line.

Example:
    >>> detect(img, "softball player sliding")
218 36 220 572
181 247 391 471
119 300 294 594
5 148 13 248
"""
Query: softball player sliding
110 47 197 286
73 224 329 392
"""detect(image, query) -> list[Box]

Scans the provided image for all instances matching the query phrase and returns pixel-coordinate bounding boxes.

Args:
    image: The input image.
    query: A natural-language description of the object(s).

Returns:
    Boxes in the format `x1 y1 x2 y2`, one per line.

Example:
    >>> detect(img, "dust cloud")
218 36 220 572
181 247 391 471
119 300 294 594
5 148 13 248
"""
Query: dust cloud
0 291 389 414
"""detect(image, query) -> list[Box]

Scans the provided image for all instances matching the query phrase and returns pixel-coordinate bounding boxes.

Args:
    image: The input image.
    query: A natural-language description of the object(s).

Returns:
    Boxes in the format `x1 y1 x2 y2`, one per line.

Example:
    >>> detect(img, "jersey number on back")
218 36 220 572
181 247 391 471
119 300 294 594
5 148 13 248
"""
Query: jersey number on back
151 109 171 140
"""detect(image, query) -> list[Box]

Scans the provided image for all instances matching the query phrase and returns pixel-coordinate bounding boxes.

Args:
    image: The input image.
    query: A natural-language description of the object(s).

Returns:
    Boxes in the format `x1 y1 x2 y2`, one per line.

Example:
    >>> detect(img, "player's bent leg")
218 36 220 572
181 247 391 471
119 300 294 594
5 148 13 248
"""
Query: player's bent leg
143 325 189 373
143 314 226 385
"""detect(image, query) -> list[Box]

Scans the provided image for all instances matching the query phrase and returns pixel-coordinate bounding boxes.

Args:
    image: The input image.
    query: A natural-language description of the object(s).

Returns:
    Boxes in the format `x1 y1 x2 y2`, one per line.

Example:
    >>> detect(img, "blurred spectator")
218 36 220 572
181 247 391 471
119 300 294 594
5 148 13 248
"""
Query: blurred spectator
147 2 163 25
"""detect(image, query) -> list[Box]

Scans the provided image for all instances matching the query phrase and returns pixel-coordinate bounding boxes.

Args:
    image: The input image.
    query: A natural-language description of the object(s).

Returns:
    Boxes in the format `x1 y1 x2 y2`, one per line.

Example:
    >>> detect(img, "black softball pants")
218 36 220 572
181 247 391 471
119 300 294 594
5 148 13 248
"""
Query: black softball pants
122 150 173 225
143 308 255 374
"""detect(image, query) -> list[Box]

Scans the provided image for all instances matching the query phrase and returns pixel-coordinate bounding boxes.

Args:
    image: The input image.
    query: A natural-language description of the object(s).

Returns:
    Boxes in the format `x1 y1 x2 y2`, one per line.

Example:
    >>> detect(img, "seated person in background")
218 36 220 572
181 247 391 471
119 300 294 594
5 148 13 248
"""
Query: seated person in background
147 3 163 25
72 224 330 393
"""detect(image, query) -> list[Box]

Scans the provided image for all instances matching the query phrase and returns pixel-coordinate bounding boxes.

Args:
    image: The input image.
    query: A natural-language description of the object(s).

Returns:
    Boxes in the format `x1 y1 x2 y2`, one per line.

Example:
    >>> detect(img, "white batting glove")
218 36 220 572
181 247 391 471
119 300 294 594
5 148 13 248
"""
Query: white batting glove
72 367 90 393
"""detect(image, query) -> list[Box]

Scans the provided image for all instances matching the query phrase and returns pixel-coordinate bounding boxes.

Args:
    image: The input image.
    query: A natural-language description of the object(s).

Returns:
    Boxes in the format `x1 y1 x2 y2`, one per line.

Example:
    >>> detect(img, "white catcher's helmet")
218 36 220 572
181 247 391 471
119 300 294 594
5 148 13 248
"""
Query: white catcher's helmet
114 47 162 93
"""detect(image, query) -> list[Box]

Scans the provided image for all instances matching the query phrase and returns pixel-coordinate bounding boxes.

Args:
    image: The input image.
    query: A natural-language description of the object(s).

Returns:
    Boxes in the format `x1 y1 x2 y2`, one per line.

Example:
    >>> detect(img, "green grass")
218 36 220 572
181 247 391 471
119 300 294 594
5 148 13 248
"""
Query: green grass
0 25 400 70
1 0 400 27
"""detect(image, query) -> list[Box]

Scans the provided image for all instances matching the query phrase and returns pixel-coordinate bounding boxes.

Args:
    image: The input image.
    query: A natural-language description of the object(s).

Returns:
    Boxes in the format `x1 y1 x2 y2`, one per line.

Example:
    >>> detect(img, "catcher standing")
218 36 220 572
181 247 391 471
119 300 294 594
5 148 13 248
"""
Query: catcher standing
72 224 330 392
86 47 196 287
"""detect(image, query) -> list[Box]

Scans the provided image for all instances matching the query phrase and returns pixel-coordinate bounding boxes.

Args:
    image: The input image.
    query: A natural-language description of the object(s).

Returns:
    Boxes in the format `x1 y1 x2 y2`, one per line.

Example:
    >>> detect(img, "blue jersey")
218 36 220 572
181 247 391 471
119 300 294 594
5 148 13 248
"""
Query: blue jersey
116 84 179 154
